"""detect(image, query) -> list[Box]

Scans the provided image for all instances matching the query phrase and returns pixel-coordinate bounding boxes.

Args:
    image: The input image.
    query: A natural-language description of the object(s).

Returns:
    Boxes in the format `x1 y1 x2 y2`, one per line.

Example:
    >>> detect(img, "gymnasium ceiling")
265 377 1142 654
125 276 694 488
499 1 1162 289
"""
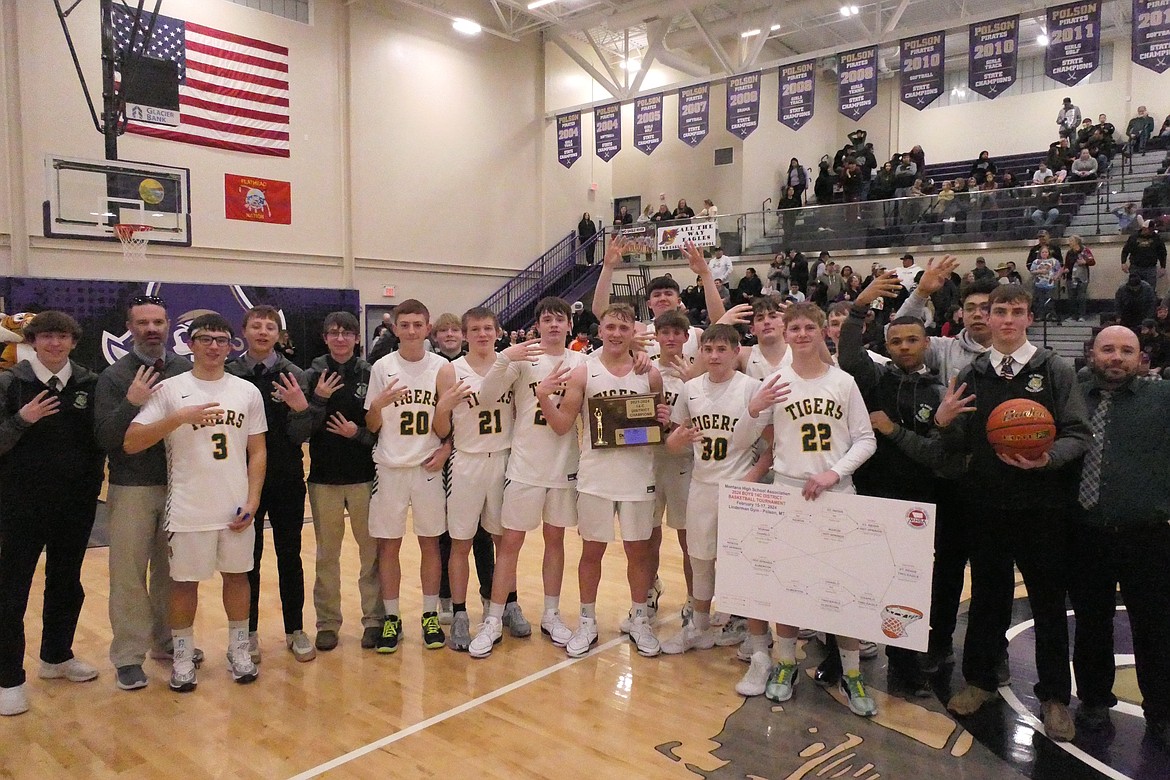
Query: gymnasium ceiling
379 0 1134 100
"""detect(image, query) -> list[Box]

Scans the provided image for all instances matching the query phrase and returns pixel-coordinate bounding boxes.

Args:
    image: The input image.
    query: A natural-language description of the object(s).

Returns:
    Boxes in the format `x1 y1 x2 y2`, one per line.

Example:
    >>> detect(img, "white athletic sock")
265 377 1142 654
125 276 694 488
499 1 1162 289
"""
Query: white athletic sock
422 594 439 614
752 633 772 656
488 602 505 620
581 603 596 620
383 598 400 618
777 636 798 664
544 595 560 613
694 612 711 632
227 621 248 655
172 627 195 666
631 601 648 619
839 649 861 675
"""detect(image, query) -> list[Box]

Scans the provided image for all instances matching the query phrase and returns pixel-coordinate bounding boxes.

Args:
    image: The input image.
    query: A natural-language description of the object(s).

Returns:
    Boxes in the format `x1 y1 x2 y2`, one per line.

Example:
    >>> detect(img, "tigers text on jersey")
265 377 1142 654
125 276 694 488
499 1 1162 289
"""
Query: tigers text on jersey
132 372 267 532
450 355 514 454
577 360 657 501
672 372 761 484
744 365 876 487
366 351 446 468
488 350 587 488
744 343 793 380
655 368 693 467
643 323 702 364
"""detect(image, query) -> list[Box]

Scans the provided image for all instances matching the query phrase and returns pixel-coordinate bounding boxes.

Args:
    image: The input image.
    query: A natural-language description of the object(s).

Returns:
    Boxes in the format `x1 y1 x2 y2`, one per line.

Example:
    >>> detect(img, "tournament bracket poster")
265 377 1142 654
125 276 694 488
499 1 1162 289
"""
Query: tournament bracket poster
634 93 663 155
900 32 945 110
726 72 761 140
556 112 581 168
1132 0 1170 73
969 15 1019 98
778 60 815 131
677 83 710 147
1045 2 1101 85
594 102 621 162
837 47 878 120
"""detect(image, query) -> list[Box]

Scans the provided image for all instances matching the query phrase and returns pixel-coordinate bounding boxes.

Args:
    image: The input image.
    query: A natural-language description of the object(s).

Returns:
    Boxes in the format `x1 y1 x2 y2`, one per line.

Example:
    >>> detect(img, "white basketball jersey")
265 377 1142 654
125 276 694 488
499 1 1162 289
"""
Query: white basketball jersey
132 372 267 532
505 350 587 488
366 351 446 468
764 365 870 483
577 360 656 501
655 367 693 469
672 372 760 485
744 343 793 380
643 324 702 363
451 355 513 454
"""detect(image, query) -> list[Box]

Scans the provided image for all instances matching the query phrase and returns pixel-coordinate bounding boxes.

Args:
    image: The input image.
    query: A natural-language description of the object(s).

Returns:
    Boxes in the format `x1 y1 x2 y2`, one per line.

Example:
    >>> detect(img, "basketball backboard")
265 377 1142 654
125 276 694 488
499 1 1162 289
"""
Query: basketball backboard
43 154 191 245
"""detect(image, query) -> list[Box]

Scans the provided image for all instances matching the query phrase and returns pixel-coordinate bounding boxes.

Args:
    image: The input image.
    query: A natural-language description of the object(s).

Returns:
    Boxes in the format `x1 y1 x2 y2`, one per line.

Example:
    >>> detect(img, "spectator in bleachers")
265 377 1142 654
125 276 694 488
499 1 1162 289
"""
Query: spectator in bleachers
1001 172 1021 189
651 204 672 222
1121 223 1167 289
578 213 598 265
1116 273 1159 331
969 151 997 180
1075 118 1096 149
1114 202 1147 234
785 281 806 303
767 254 790 291
1159 113 1170 142
1047 138 1074 176
1030 179 1063 228
1027 230 1057 264
713 278 731 309
813 158 835 204
893 154 918 197
1032 161 1054 185
673 199 695 220
698 198 717 219
708 246 733 285
637 205 652 223
822 262 845 301
1030 246 1063 322
870 161 896 201
909 144 926 174
785 159 808 202
972 256 996 282
1063 235 1096 322
778 186 802 237
737 267 763 304
1126 106 1155 154
1005 261 1024 285
1057 96 1081 141
1138 318 1170 371
615 205 633 225
1069 148 1098 191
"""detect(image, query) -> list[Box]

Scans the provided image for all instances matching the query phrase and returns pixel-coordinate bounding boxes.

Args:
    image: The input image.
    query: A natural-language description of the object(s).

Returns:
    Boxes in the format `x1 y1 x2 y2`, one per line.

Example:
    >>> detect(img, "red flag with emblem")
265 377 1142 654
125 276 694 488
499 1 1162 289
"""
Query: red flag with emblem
225 174 291 224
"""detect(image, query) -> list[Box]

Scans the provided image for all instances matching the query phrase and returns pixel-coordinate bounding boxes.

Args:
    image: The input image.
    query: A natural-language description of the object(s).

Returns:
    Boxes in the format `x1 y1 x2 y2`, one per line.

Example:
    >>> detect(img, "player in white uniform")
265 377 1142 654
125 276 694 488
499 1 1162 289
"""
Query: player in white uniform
537 304 665 658
125 314 267 693
741 297 794 379
364 300 452 654
661 325 768 654
433 307 515 652
469 297 586 658
731 302 880 717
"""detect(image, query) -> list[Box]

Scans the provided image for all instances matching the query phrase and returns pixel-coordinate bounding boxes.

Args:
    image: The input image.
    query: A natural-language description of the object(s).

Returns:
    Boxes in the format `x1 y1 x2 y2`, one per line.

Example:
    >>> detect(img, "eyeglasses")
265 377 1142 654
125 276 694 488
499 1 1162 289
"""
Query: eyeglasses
324 329 357 339
190 335 231 346
130 295 165 307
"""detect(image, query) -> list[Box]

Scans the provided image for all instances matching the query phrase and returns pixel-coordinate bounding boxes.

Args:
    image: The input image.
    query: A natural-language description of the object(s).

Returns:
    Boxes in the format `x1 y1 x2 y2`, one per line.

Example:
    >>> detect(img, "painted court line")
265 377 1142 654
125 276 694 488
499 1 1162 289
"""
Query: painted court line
287 634 630 779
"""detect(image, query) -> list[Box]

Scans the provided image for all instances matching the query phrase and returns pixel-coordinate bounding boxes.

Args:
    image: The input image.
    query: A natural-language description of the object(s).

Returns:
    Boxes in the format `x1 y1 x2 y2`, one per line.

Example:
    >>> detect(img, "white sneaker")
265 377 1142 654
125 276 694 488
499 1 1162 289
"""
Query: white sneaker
468 616 503 659
285 630 317 663
438 598 454 625
646 577 663 620
737 633 774 662
680 598 694 625
248 632 262 665
660 622 715 655
714 616 749 646
736 652 773 697
540 609 572 647
619 611 633 634
38 658 98 682
566 616 599 658
227 649 259 684
797 627 818 640
628 615 661 657
859 640 879 660
0 684 29 716
710 611 731 628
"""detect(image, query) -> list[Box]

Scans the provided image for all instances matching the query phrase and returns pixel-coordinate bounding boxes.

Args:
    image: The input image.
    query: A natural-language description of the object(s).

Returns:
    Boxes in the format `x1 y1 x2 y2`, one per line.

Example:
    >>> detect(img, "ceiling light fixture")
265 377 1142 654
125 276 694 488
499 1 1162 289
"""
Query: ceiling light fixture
620 59 641 71
741 28 761 38
770 24 781 31
840 4 860 16
452 17 482 35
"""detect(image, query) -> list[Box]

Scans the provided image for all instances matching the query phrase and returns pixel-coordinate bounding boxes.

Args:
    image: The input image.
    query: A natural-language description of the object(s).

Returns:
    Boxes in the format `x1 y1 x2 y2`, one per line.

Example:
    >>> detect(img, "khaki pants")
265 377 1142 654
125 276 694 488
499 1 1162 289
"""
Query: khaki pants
307 482 382 631
107 485 172 668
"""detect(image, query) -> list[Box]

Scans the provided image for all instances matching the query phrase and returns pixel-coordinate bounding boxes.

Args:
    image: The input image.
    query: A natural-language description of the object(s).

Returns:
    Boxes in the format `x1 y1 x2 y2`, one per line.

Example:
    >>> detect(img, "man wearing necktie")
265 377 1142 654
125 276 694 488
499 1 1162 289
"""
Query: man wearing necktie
1067 326 1170 751
94 295 194 692
0 312 105 717
934 284 1091 742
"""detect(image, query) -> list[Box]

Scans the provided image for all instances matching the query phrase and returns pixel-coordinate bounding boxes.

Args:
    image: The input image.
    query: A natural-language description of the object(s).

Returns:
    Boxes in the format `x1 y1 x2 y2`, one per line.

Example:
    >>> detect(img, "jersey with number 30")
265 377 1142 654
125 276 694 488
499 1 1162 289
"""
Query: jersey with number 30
366 351 446 468
133 372 266 532
672 372 760 485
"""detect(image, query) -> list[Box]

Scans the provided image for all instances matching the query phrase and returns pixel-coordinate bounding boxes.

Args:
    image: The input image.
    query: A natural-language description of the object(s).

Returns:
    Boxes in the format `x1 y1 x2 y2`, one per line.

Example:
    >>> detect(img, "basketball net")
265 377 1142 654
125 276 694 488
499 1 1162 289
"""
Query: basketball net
880 605 923 639
114 224 152 262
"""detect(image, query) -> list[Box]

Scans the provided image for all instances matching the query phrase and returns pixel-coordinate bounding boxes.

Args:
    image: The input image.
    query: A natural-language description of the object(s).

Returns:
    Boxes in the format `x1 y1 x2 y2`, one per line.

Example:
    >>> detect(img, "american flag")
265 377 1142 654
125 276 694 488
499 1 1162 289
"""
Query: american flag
112 6 290 158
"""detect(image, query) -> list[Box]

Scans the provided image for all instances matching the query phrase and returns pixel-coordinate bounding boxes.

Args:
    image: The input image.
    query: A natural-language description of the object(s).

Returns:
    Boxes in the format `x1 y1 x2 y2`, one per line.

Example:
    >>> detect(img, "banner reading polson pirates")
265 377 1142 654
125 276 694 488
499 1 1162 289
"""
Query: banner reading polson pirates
726 72 761 140
1045 2 1101 85
594 103 621 162
969 15 1019 98
900 32 945 109
678 84 710 147
778 60 815 130
1132 0 1170 74
556 112 581 169
634 94 663 155
657 221 717 251
838 46 878 120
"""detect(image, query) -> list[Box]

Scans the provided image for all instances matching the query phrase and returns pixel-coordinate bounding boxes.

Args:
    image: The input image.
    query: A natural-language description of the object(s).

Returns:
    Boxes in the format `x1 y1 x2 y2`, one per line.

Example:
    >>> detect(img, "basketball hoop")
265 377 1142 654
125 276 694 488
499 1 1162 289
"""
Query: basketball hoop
114 223 152 262
880 604 924 639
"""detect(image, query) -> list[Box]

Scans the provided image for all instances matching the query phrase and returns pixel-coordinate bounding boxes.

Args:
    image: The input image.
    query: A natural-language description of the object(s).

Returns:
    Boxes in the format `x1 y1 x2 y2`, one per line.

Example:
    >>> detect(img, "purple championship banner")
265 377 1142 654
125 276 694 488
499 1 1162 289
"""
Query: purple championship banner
678 84 710 147
969 15 1019 98
837 46 878 120
1045 2 1101 85
556 112 581 169
726 72 761 140
594 103 621 162
634 93 663 155
1132 0 1170 73
0 276 358 371
778 60 815 130
900 32 945 109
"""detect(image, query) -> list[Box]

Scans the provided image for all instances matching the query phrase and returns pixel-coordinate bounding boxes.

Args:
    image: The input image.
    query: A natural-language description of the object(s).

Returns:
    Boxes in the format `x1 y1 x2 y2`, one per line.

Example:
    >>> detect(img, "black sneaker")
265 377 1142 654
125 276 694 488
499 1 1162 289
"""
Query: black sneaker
376 615 403 654
361 625 381 650
421 612 446 649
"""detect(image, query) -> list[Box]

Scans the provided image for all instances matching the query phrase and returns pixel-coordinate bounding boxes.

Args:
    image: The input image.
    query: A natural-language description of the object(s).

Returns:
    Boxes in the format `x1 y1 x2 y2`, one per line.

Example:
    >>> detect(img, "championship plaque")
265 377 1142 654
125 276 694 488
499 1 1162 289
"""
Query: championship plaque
586 393 662 449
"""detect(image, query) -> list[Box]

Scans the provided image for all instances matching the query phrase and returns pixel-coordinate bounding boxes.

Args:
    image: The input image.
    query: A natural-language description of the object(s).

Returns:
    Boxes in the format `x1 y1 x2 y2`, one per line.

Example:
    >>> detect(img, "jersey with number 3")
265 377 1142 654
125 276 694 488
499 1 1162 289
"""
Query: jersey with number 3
133 372 266 532
366 351 446 468
672 372 760 485
451 355 513 454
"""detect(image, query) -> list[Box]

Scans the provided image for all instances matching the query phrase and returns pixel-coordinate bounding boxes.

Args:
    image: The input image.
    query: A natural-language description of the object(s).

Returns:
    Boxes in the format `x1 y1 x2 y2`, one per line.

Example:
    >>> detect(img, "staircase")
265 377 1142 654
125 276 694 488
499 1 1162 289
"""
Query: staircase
1067 150 1167 235
1028 318 1095 361
479 231 603 332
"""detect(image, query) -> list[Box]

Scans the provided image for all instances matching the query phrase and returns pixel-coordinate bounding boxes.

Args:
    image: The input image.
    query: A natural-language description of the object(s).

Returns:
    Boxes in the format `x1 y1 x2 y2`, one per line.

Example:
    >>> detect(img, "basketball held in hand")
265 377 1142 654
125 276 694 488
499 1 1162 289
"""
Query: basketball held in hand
986 398 1056 459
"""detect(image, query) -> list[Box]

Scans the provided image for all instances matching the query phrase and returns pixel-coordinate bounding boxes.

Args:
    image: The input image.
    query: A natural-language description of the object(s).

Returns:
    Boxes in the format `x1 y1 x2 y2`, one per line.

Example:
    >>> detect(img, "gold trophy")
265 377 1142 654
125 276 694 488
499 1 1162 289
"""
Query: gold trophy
593 404 606 445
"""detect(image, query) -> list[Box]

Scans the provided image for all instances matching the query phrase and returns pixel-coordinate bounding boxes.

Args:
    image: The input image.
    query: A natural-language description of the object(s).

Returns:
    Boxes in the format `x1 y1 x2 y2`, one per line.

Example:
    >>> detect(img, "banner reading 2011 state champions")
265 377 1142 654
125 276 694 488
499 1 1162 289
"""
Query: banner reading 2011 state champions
594 103 621 162
838 47 878 120
726 73 761 139
900 32 945 110
778 60 815 131
1132 0 1170 74
634 94 663 155
969 15 1019 98
556 112 581 169
1046 2 1101 85
678 84 709 147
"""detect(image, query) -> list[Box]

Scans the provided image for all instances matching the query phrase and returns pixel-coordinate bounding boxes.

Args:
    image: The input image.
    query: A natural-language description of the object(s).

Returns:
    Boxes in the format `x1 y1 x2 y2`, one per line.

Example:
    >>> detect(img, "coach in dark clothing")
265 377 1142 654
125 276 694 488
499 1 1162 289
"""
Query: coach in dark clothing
1120 224 1167 290
0 312 105 716
1068 326 1170 749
